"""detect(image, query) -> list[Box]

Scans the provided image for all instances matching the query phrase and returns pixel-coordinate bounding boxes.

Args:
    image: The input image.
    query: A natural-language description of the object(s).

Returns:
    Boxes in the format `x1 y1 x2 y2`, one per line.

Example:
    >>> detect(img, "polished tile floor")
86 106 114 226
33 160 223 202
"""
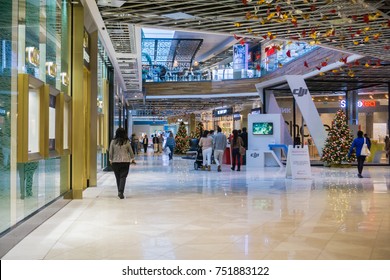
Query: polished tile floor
2 153 390 260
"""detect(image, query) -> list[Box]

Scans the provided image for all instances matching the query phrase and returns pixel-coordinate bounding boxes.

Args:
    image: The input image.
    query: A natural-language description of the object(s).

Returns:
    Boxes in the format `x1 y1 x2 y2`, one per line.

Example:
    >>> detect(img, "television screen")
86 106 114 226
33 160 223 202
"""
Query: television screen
253 122 273 135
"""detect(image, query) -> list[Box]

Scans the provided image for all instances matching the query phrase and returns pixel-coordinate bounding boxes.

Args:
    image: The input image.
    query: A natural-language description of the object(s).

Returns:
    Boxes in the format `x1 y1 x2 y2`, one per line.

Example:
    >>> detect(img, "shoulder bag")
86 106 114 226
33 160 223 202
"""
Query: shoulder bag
361 137 371 156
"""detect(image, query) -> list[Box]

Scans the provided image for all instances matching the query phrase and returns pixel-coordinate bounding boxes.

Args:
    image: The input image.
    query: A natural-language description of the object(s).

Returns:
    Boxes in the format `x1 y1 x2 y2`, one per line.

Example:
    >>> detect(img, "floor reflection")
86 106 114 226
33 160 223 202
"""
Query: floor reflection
2 155 390 260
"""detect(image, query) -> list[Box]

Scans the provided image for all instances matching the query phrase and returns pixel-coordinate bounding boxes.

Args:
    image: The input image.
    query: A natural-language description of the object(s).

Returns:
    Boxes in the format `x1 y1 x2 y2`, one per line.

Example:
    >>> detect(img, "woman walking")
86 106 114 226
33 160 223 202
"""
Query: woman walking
199 130 213 171
109 127 135 199
348 130 371 178
231 129 244 171
164 131 176 160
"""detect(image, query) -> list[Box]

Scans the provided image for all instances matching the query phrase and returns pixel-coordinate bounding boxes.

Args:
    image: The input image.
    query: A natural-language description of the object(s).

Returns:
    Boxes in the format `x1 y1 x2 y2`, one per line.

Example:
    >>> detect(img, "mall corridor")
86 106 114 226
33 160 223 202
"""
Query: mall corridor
1 154 390 260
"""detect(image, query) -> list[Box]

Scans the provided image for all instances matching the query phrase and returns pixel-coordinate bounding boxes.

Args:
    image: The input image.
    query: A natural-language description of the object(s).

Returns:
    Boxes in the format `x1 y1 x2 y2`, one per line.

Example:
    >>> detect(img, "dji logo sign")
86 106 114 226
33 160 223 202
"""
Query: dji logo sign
292 87 308 97
250 152 259 158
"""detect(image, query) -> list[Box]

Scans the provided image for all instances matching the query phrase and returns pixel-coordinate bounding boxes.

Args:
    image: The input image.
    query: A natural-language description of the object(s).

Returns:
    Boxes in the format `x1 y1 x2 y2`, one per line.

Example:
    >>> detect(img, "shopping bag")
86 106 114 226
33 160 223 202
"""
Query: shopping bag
361 138 371 156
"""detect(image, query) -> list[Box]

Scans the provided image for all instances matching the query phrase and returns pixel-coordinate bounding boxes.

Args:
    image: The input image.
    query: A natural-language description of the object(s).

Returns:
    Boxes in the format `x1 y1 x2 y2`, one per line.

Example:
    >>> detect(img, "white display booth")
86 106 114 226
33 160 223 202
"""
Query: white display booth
246 113 284 168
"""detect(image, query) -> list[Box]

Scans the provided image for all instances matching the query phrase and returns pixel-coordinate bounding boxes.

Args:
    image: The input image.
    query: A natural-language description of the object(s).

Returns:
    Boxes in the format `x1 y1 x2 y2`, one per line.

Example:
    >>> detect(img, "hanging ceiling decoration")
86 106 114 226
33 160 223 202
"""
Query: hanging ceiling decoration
95 0 390 115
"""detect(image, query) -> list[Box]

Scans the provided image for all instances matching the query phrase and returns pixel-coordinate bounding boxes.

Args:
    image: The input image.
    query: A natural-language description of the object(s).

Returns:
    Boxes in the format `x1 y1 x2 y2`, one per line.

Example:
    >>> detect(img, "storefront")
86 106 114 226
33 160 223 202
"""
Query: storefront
0 0 116 235
0 0 72 234
277 92 389 164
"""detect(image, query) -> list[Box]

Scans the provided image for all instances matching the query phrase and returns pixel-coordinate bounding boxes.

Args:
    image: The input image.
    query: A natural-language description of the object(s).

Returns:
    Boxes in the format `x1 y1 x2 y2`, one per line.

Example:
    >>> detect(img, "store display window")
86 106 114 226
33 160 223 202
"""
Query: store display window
48 86 60 157
17 74 46 162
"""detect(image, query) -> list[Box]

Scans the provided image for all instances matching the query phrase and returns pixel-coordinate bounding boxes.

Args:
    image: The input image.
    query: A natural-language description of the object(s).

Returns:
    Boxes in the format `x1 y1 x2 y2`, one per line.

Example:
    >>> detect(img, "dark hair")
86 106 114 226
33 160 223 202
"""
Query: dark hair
202 130 209 138
357 130 363 137
114 127 129 146
232 129 238 146
242 127 247 132
217 126 222 133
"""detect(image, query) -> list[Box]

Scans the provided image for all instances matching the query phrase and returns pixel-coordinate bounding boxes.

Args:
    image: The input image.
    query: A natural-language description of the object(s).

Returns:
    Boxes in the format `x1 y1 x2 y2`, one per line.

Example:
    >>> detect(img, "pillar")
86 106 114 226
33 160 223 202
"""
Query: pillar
346 90 358 125
69 2 85 199
89 30 98 187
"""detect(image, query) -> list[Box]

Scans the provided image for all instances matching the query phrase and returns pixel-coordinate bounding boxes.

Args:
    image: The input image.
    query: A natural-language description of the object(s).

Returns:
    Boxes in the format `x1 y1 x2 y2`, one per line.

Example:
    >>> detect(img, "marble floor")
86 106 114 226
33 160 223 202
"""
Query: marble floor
2 153 390 260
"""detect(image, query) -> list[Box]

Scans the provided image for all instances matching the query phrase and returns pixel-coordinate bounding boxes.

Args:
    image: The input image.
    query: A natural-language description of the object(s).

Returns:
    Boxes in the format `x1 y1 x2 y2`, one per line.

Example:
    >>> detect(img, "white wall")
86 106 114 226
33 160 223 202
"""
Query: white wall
248 114 283 150
133 125 166 136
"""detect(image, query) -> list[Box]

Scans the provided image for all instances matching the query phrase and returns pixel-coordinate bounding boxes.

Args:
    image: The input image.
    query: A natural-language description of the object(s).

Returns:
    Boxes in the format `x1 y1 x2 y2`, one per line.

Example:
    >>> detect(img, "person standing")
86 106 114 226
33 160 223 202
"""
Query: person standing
158 133 164 153
131 133 139 155
152 134 159 153
213 126 227 172
240 127 248 165
109 127 135 199
199 130 213 171
348 130 371 178
209 129 215 164
385 135 390 158
164 131 176 160
142 134 149 153
231 129 244 171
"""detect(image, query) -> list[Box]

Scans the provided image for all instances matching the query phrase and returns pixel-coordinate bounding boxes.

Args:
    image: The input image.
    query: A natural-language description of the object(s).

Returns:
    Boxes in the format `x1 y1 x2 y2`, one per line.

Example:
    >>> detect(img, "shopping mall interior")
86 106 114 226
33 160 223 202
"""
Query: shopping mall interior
0 0 390 260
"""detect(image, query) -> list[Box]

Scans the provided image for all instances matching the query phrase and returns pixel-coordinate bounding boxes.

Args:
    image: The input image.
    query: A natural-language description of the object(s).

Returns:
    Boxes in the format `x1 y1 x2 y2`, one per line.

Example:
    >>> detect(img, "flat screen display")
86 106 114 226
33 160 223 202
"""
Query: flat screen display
253 122 273 135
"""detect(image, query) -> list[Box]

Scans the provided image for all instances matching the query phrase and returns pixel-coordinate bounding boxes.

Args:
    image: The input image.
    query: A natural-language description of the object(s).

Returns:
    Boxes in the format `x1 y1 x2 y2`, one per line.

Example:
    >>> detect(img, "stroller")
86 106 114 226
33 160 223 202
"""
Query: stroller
194 146 203 170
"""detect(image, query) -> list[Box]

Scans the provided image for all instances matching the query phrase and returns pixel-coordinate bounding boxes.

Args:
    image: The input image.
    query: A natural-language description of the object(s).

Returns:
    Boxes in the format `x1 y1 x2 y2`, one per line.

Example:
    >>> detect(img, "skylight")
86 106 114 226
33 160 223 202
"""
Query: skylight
142 28 175 39
162 12 196 20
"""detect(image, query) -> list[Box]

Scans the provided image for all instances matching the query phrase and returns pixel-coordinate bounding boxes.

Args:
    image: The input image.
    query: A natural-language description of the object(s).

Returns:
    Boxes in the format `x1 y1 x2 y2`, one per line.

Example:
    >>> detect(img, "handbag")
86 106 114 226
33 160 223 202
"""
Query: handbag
239 146 246 156
361 137 371 156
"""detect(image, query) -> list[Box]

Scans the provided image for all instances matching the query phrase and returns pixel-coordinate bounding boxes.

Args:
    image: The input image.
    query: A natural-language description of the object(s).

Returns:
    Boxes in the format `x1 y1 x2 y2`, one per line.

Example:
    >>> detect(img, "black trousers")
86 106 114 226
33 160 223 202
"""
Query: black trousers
111 162 130 194
231 148 241 170
357 156 366 175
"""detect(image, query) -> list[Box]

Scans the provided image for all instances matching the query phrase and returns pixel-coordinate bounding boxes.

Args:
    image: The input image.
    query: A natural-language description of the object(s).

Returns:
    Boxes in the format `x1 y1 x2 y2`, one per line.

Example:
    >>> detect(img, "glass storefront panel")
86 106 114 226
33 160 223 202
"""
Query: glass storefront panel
0 0 71 234
97 40 110 171
0 0 13 233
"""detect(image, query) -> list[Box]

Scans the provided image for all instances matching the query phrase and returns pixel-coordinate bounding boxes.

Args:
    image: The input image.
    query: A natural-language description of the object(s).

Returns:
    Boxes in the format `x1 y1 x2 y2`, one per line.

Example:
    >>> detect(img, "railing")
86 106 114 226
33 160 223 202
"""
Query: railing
143 44 319 83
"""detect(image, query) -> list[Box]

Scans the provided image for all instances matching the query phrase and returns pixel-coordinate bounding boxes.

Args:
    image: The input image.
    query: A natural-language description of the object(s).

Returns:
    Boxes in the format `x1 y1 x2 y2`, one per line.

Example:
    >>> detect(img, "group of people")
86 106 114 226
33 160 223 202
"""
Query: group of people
130 132 166 155
110 125 385 199
198 127 248 172
152 134 164 154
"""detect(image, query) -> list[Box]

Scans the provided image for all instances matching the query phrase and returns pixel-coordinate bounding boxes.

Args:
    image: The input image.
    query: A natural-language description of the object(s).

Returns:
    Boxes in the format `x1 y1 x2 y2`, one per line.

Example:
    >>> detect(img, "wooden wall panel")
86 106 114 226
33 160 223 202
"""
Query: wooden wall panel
144 48 344 97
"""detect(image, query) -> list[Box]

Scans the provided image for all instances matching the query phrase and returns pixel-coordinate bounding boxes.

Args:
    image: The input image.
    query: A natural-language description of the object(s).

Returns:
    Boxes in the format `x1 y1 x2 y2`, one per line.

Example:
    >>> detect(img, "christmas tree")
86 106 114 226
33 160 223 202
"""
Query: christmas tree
174 121 190 154
321 109 355 165
195 121 204 139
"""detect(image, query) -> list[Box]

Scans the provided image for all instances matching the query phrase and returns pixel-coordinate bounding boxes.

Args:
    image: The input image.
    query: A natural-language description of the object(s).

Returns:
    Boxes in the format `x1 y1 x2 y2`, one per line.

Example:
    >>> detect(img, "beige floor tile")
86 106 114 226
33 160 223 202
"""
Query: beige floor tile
2 157 390 260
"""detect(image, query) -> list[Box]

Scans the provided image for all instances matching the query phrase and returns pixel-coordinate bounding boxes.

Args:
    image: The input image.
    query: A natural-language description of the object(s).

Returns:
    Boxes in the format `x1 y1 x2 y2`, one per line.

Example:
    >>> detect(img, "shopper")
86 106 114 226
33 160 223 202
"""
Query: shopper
213 126 227 172
142 134 149 153
231 129 244 171
157 134 163 153
348 130 371 178
240 127 248 165
209 129 216 164
164 131 176 160
130 133 139 155
199 130 213 171
109 127 135 199
152 134 159 153
385 135 390 158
